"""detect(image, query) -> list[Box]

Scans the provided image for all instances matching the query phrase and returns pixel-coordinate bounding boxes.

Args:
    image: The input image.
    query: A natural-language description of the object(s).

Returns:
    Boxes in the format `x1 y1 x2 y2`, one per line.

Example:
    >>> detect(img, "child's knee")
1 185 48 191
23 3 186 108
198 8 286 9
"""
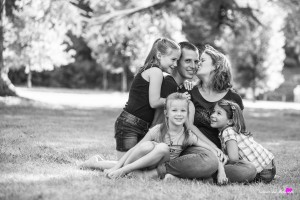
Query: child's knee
139 141 155 154
156 143 170 155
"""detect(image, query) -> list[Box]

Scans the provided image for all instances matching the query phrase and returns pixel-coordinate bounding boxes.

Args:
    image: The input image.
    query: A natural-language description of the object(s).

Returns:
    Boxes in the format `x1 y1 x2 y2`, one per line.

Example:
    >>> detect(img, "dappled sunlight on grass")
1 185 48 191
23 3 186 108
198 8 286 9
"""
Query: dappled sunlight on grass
15 87 129 109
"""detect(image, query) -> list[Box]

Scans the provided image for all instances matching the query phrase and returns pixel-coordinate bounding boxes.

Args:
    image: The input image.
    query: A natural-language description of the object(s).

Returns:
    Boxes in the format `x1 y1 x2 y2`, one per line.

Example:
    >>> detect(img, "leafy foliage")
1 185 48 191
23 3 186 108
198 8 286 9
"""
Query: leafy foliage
4 0 86 73
2 0 300 96
280 0 300 67
83 0 183 91
217 1 286 97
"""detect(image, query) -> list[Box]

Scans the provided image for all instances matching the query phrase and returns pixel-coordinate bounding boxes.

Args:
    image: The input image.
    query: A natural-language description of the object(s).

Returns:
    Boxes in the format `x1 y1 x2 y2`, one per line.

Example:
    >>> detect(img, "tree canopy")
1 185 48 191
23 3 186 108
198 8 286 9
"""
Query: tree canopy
1 0 300 97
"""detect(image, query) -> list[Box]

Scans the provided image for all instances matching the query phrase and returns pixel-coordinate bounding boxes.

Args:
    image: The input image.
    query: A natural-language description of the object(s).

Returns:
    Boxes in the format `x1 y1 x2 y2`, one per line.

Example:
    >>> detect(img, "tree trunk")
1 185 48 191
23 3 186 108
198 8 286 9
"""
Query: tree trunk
251 80 256 102
102 68 108 90
0 70 16 96
0 1 16 96
121 67 127 92
27 70 32 88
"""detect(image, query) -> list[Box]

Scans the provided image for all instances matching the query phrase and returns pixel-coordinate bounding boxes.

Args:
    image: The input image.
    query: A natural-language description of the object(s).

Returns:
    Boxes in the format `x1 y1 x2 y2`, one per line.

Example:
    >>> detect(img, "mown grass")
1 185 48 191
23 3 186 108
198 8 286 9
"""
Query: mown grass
0 100 300 200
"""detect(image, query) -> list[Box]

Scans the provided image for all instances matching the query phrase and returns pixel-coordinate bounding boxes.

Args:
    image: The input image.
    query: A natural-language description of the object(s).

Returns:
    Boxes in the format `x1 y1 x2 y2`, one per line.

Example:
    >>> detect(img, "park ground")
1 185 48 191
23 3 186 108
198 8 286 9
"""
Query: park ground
0 87 300 200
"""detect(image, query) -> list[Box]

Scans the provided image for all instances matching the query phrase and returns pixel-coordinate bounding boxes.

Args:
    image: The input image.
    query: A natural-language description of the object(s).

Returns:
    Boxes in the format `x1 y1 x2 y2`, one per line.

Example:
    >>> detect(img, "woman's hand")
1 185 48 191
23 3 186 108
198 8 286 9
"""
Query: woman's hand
183 80 194 91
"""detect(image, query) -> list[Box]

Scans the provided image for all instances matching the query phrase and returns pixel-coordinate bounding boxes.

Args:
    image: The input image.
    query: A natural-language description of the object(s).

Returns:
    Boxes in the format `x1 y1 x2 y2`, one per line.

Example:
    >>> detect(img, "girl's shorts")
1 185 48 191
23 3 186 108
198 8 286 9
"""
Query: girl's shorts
114 110 149 152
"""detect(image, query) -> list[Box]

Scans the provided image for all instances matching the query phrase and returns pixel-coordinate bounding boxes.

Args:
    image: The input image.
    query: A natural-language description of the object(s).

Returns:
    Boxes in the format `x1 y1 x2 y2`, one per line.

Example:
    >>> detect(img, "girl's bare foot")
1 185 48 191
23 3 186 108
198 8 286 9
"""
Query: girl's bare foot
78 155 103 169
107 168 126 179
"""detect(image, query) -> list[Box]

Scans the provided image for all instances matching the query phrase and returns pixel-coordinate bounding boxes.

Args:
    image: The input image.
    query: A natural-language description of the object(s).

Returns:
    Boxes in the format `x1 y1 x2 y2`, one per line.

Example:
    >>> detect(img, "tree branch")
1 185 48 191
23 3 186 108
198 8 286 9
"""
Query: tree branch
88 0 176 26
88 0 263 28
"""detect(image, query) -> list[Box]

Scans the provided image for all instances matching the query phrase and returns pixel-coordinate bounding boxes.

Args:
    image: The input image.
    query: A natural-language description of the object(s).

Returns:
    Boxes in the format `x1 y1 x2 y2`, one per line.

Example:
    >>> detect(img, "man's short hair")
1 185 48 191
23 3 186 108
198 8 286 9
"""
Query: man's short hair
178 41 199 62
179 41 198 52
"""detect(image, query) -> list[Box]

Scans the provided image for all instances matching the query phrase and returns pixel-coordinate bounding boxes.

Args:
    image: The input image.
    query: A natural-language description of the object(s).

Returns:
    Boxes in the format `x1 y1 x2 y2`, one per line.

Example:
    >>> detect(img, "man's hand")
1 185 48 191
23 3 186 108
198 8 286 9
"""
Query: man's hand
183 80 194 91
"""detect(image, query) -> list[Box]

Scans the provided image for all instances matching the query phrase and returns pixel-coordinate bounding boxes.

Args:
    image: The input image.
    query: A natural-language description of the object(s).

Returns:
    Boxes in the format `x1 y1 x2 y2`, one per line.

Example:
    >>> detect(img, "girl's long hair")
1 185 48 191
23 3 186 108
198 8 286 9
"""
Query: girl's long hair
159 92 195 148
199 45 232 92
216 99 252 136
138 38 180 73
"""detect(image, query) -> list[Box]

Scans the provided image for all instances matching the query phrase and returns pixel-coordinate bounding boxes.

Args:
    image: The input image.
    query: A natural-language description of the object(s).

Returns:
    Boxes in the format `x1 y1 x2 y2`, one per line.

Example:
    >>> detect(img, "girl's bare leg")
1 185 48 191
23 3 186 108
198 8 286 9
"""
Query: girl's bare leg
108 143 170 179
116 151 126 160
123 141 155 165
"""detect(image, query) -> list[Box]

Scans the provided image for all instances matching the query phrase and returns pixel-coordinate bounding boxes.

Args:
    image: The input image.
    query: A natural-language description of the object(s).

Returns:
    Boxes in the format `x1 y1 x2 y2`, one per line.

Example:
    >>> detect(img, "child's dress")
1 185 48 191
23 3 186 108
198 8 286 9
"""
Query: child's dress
219 127 274 173
147 124 199 160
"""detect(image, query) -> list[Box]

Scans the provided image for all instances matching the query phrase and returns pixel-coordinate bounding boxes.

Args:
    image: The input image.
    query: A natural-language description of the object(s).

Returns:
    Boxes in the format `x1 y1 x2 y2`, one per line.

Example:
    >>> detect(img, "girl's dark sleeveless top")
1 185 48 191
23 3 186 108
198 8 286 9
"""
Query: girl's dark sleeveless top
191 87 244 148
124 66 160 124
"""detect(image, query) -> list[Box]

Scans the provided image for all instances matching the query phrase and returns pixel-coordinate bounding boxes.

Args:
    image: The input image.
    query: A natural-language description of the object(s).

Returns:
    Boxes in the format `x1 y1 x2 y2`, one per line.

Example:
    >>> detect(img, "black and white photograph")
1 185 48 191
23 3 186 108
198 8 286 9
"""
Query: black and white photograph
0 0 299 199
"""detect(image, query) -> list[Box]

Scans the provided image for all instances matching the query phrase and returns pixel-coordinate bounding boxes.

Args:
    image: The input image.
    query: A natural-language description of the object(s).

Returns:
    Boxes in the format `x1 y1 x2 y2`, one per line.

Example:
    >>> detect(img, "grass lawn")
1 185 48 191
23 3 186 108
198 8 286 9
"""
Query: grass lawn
0 90 300 200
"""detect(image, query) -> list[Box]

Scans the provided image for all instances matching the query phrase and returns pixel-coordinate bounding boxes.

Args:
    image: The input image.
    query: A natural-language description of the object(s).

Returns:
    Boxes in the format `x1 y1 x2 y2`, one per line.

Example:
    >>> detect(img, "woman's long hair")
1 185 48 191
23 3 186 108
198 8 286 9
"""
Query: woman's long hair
216 99 252 136
159 92 195 148
138 38 180 73
199 45 232 92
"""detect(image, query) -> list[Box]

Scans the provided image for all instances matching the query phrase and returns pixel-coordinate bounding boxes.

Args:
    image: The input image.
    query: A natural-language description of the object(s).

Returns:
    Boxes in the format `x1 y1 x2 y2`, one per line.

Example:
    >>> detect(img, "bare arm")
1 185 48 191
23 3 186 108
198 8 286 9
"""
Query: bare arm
148 67 165 108
225 140 239 161
189 102 218 148
193 137 218 154
189 102 227 163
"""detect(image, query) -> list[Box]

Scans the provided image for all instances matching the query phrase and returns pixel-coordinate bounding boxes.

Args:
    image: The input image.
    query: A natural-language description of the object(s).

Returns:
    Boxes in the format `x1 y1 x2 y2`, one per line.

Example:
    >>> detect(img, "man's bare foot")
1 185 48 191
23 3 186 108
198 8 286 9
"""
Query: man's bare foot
163 174 179 181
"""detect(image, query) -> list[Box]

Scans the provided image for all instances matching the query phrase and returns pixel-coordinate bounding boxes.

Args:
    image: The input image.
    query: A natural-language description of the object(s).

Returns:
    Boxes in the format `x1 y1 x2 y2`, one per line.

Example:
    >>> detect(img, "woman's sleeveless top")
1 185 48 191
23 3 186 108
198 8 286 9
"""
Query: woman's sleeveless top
124 66 160 123
191 88 244 148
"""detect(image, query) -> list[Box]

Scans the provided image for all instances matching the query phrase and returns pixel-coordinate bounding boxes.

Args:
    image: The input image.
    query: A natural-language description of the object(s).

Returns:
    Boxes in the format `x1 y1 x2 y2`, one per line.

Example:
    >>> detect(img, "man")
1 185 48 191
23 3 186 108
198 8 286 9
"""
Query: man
146 41 219 180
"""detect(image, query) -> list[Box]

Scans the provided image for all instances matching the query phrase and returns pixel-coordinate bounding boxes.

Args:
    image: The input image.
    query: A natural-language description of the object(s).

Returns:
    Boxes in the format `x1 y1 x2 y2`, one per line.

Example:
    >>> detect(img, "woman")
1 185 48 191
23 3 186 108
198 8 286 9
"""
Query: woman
188 45 257 183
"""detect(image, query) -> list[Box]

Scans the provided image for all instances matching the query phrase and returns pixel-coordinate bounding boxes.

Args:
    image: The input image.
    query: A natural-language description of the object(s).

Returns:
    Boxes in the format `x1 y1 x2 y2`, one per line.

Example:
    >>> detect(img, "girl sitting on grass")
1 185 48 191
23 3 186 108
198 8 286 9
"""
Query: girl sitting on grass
210 99 276 183
82 93 227 183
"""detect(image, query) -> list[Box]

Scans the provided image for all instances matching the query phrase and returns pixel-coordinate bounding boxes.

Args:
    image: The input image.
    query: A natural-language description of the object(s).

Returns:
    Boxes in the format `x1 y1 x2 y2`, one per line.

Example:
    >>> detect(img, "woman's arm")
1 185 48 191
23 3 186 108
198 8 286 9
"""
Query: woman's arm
189 103 227 162
190 125 218 148
193 137 218 154
225 140 239 161
148 67 166 108
189 103 218 148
